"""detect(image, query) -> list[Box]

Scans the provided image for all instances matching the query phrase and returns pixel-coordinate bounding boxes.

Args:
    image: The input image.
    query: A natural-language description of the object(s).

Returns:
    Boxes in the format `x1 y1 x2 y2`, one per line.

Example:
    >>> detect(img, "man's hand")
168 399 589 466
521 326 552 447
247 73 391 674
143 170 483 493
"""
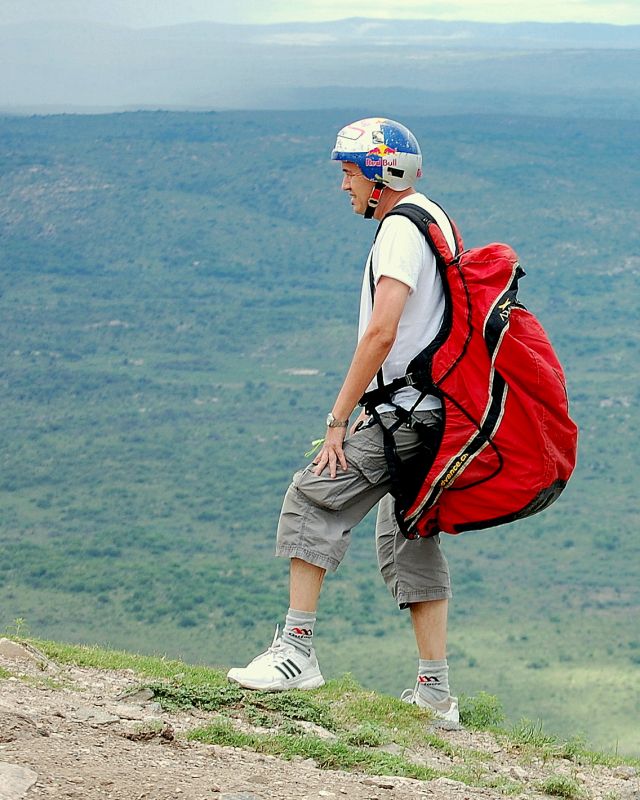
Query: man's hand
313 425 348 478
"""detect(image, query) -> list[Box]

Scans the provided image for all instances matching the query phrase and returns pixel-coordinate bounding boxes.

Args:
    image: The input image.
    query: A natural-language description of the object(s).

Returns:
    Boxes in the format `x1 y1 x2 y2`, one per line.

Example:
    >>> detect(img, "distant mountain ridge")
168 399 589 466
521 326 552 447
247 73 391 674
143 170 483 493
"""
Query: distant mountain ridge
3 17 640 48
0 17 638 114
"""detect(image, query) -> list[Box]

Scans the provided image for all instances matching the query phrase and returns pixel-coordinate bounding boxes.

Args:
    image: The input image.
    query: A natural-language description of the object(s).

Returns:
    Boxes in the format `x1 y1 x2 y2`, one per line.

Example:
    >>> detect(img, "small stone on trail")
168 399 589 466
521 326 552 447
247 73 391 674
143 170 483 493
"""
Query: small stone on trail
510 766 528 780
0 761 38 800
116 687 155 703
375 743 404 755
0 711 37 743
106 703 146 720
71 706 120 725
362 776 396 788
219 794 264 800
613 766 637 780
434 777 466 787
295 719 337 740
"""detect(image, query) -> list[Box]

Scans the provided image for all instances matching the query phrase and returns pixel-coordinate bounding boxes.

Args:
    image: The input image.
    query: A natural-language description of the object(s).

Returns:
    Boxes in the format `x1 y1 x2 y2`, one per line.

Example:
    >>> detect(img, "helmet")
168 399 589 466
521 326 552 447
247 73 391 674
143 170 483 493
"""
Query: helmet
330 117 422 191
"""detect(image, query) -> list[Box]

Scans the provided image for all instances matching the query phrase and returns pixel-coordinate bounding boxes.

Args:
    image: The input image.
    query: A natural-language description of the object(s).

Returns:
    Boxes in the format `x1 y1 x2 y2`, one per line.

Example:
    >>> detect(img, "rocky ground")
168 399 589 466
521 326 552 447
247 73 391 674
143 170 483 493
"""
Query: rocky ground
0 639 637 800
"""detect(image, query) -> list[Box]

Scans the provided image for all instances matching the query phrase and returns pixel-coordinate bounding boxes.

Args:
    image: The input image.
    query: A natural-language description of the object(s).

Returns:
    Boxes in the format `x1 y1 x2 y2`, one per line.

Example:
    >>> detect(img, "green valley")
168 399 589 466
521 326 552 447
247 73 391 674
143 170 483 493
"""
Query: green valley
0 109 638 755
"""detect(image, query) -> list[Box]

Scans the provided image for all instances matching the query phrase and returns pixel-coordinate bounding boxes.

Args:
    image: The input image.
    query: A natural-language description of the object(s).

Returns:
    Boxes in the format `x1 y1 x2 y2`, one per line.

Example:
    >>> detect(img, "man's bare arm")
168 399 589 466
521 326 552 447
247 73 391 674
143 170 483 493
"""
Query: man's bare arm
314 275 411 478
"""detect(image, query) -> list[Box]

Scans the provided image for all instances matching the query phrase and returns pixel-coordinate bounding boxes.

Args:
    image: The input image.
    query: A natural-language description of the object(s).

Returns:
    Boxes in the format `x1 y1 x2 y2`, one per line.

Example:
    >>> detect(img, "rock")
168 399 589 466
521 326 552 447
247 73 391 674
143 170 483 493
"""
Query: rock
375 743 404 756
0 711 37 743
362 776 397 788
614 766 637 780
430 718 462 732
116 687 155 703
219 794 264 800
510 766 528 781
0 762 38 800
120 719 173 742
0 639 49 667
294 720 337 740
433 777 466 787
105 703 146 720
71 706 120 725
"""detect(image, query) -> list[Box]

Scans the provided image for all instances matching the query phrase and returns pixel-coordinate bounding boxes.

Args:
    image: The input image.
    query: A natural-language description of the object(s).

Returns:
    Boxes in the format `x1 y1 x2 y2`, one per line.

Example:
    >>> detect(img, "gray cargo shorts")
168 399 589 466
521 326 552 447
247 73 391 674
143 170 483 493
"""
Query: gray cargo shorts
276 410 452 608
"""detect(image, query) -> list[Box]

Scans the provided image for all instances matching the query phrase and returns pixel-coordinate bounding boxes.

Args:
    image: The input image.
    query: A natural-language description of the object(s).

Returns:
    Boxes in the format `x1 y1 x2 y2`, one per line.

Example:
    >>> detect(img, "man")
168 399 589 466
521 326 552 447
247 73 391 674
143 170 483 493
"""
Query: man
227 118 459 725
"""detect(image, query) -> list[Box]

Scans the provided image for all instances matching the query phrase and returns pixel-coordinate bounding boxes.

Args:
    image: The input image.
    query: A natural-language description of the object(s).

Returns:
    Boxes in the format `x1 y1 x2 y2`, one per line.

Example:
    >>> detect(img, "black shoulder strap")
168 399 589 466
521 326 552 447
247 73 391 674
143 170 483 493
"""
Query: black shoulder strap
381 201 462 269
365 200 460 407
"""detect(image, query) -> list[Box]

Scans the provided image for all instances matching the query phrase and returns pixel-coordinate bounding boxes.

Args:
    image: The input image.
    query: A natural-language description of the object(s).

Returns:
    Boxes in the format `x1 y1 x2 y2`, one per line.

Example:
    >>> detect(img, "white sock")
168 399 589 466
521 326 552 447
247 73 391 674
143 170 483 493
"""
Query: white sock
417 658 450 704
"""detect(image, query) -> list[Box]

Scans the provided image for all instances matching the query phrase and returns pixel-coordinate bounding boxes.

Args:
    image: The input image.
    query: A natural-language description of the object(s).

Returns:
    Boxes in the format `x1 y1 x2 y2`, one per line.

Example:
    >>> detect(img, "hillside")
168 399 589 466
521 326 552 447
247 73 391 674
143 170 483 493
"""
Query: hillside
0 110 638 756
1 638 638 800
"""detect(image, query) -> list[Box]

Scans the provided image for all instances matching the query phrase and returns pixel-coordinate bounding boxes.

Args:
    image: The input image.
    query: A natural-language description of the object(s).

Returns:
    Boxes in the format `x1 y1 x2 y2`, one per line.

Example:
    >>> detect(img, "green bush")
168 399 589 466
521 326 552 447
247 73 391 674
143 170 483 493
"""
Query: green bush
459 692 505 730
538 774 584 799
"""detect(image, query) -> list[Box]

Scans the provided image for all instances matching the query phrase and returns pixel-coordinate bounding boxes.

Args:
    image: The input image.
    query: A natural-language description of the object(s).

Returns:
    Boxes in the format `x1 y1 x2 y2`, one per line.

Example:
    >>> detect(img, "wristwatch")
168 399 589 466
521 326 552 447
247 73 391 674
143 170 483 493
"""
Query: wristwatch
326 412 349 428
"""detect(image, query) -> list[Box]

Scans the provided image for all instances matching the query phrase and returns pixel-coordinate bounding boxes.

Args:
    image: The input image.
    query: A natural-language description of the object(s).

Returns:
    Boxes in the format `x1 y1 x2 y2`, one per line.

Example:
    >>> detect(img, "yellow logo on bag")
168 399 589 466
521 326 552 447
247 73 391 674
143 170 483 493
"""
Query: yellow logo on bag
440 453 469 488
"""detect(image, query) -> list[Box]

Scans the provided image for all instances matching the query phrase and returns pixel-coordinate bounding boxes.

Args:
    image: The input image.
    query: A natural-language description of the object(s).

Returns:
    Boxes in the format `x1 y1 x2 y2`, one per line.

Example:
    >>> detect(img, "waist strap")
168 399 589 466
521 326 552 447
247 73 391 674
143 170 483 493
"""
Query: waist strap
360 370 433 412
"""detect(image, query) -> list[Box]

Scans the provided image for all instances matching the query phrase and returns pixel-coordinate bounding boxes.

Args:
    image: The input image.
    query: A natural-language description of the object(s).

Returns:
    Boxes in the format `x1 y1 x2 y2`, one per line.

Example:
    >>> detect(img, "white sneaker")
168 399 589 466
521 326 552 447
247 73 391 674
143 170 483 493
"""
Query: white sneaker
401 685 461 729
227 627 325 691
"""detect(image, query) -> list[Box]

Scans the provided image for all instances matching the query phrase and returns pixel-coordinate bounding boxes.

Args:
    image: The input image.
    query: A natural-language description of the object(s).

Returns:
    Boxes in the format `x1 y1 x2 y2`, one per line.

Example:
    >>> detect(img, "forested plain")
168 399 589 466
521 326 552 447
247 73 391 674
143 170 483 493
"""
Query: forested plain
0 110 638 754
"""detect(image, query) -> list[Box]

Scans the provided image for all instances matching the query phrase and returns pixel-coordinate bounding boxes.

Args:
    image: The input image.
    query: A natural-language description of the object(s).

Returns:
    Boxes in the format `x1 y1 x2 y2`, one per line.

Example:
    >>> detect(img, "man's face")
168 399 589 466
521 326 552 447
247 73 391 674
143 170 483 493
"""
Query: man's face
340 162 373 216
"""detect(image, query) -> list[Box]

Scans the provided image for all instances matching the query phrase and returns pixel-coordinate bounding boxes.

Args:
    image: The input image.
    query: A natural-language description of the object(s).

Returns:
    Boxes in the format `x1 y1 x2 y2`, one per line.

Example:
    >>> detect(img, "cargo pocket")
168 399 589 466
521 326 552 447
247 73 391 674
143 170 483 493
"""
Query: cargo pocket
344 425 389 485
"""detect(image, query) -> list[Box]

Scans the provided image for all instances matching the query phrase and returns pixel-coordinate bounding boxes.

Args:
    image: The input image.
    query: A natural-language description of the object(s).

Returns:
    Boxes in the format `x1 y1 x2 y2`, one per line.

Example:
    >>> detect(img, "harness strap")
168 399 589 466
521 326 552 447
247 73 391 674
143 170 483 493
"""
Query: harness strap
361 200 459 538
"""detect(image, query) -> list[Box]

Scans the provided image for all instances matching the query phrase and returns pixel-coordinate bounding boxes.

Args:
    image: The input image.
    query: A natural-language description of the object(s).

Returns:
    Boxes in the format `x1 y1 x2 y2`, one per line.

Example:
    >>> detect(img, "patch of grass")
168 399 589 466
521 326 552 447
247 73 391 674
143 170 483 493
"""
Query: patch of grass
342 723 386 747
538 774 584 799
555 737 639 769
320 675 452 750
0 666 12 679
148 679 244 711
147 678 336 731
188 719 438 780
460 692 505 730
506 721 640 770
509 718 559 750
3 618 29 638
450 765 523 795
17 673 67 691
29 637 230 684
249 690 336 731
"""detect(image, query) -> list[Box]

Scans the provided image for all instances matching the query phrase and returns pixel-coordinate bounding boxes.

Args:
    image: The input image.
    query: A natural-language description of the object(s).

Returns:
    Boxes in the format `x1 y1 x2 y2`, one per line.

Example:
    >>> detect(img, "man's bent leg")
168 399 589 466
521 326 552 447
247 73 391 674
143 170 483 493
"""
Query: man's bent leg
229 428 389 692
227 557 326 690
279 558 326 658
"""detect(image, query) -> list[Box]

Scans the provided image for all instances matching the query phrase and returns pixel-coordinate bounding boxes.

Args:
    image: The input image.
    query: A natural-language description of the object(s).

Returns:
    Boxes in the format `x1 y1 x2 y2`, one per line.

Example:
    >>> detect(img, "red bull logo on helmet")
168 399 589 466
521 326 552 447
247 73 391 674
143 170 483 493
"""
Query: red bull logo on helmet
365 144 397 168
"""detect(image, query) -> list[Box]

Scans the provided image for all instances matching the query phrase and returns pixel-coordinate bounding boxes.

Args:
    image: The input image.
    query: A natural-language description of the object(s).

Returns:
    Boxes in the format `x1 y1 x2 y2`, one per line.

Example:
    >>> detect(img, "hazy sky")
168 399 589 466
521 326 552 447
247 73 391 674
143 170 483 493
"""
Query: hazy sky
1 0 639 27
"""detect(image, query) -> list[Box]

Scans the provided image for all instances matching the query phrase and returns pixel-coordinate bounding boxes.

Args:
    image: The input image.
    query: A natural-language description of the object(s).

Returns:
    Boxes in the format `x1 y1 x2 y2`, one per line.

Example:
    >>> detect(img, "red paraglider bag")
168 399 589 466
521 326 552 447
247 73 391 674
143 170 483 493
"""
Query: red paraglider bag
362 204 578 538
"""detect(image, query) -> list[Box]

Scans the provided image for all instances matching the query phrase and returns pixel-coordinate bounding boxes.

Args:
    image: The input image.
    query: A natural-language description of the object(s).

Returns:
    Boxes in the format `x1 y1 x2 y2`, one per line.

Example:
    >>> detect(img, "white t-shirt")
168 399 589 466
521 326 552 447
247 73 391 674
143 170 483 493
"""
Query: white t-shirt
358 193 457 413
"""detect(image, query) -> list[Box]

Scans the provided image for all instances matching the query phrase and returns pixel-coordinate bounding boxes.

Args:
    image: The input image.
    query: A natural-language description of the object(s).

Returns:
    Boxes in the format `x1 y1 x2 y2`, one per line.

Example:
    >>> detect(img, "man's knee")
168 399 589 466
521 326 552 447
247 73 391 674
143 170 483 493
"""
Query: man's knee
292 465 375 513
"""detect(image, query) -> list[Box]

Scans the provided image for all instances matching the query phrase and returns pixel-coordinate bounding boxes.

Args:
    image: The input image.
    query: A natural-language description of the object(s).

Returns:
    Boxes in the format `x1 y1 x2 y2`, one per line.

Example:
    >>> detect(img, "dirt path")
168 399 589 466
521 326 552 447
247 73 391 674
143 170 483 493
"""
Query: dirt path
0 642 637 800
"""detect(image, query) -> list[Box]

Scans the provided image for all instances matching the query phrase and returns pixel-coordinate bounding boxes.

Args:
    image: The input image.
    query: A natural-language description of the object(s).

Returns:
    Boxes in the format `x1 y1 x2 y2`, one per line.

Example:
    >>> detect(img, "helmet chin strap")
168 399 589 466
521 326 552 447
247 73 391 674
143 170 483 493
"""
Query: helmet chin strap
364 181 385 219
